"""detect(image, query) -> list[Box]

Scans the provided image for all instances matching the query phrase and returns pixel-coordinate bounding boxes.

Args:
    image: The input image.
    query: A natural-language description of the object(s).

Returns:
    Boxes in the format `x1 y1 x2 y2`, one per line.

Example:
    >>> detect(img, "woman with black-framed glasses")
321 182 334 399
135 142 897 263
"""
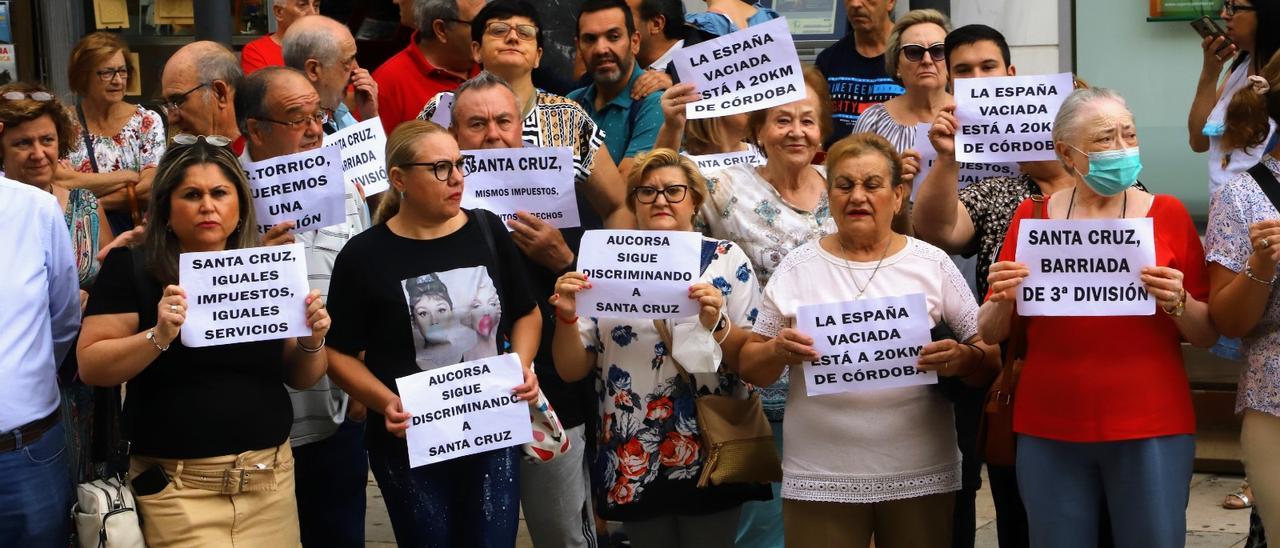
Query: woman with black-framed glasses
551 148 767 547
58 32 165 236
323 120 541 546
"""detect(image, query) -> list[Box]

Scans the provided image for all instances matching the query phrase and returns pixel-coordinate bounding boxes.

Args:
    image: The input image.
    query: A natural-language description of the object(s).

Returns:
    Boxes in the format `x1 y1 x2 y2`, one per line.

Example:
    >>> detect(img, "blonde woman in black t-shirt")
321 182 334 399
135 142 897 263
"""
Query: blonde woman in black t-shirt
78 140 331 546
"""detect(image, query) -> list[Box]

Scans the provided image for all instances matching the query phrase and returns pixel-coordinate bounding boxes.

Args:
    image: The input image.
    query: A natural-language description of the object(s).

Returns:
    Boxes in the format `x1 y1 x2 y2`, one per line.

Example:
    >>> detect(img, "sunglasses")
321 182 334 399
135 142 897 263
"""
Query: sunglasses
901 42 946 63
1 91 54 102
172 133 232 147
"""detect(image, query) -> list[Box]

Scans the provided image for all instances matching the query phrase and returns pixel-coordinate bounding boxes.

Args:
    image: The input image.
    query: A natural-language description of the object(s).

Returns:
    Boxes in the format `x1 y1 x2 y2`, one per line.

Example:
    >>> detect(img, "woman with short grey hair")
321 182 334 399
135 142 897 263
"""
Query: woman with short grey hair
977 88 1217 547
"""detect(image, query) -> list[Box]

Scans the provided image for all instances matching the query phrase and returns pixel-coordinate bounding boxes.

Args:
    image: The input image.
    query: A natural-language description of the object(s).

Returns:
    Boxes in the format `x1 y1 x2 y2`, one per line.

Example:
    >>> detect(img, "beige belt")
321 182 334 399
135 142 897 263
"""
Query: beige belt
134 443 292 495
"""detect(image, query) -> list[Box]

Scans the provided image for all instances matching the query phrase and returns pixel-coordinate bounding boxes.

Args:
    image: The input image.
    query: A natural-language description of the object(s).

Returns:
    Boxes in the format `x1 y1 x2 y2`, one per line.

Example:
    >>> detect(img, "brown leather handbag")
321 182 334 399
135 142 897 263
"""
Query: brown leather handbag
977 196 1043 467
654 320 782 488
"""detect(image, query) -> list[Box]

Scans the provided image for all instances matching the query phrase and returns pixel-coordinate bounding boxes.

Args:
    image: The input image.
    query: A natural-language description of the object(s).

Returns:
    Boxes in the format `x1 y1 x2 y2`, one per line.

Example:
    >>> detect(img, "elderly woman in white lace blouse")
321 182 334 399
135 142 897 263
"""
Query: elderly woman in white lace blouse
738 132 998 547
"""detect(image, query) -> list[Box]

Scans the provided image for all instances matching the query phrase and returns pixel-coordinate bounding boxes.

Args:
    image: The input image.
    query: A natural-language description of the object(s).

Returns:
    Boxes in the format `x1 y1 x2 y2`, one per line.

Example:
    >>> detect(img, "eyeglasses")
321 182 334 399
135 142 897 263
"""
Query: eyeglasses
160 83 210 114
399 159 467 182
485 22 538 41
632 185 689 205
901 42 946 63
96 67 130 82
172 133 232 146
1224 1 1256 15
0 91 54 102
251 109 331 130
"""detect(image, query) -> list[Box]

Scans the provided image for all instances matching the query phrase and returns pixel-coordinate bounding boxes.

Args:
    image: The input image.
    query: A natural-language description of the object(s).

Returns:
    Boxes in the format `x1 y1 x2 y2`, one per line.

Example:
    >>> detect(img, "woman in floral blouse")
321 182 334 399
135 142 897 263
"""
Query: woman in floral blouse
552 149 768 547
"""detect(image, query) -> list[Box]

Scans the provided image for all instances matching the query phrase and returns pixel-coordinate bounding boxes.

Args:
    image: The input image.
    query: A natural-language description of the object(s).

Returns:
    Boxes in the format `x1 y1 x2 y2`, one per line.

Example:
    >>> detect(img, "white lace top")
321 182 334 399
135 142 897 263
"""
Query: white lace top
753 237 978 503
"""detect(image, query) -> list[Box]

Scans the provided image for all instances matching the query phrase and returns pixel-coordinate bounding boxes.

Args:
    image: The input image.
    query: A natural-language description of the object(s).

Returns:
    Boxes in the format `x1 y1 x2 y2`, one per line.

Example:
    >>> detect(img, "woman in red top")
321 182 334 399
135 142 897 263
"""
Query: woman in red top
977 88 1217 548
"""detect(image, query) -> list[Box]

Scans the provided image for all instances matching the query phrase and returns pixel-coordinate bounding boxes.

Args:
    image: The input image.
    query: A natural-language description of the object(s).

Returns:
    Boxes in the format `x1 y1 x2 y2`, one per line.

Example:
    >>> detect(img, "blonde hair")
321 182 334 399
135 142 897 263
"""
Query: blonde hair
374 120 453 224
1222 50 1280 153
626 148 708 212
824 132 904 190
69 32 131 96
885 9 952 80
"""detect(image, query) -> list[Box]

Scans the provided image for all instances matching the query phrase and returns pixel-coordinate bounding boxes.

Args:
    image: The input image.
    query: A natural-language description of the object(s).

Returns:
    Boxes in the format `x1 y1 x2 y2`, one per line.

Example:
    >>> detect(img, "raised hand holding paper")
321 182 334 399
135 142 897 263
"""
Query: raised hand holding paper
244 145 346 233
954 72 1073 163
671 17 806 119
576 230 702 319
1015 217 1156 316
460 147 580 229
178 242 312 347
396 353 533 468
796 294 936 396
324 116 389 196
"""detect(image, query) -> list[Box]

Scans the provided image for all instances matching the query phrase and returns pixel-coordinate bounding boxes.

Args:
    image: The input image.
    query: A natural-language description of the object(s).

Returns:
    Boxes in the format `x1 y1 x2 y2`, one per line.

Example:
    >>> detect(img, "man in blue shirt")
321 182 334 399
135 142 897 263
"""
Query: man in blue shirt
568 0 664 179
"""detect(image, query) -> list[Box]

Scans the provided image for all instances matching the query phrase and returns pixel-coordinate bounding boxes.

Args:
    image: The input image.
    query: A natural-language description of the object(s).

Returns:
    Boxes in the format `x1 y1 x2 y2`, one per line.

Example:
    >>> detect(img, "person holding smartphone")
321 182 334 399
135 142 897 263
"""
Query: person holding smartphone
1188 1 1277 195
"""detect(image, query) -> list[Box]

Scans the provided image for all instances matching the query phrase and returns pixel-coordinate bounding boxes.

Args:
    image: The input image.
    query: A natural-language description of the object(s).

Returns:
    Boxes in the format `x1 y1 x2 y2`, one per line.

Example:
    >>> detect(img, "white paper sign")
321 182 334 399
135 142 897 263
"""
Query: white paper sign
576 230 702 319
687 149 765 175
460 147 580 229
244 146 346 234
396 353 533 468
325 117 389 196
911 123 1021 199
431 92 455 128
797 294 936 396
178 243 311 347
1015 217 1156 316
954 73 1073 163
672 17 806 119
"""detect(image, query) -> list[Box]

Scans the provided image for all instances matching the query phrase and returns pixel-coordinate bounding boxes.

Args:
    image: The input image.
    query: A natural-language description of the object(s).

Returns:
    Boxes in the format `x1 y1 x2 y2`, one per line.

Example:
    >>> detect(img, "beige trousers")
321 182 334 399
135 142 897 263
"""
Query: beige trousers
1243 409 1280 538
128 442 301 547
782 491 954 548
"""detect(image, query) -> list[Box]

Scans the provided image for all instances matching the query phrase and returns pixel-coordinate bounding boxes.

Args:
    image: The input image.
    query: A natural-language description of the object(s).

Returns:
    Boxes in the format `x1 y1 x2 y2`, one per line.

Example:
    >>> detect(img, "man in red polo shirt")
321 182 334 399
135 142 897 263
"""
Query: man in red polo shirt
373 0 484 136
242 0 320 74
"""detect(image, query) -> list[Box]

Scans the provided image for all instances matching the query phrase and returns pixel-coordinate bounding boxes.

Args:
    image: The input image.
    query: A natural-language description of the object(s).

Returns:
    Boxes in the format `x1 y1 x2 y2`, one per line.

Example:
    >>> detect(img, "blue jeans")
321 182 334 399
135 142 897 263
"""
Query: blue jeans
0 420 72 548
1017 434 1194 548
367 438 519 547
294 419 367 547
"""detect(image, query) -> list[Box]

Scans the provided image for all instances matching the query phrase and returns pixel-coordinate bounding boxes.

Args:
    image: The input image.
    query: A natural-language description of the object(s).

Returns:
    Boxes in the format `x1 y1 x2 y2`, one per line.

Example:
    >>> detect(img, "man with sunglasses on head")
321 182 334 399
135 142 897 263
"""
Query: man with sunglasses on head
283 15 378 133
243 0 320 75
374 0 484 136
161 42 246 156
235 65 372 548
815 0 905 146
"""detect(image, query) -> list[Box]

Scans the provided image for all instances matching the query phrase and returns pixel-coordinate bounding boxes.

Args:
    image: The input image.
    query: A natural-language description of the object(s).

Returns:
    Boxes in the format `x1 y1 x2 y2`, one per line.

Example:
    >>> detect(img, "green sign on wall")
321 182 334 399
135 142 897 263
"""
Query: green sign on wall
1150 0 1221 18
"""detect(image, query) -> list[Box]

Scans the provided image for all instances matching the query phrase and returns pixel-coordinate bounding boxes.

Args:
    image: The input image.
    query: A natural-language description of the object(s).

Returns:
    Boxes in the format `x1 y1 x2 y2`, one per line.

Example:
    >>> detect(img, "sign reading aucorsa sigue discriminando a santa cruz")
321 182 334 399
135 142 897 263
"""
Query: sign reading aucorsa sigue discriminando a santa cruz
671 17 806 119
575 230 701 319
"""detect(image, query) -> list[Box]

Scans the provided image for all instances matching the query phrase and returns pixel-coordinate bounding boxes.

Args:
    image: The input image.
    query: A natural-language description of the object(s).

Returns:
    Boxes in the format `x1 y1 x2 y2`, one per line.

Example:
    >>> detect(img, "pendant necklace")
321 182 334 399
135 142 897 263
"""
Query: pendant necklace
836 233 894 299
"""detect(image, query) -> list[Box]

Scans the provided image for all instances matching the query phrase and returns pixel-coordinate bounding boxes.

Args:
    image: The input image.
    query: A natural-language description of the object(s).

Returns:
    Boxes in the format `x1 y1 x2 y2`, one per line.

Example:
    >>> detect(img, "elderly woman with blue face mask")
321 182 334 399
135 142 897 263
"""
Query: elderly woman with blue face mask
976 88 1218 548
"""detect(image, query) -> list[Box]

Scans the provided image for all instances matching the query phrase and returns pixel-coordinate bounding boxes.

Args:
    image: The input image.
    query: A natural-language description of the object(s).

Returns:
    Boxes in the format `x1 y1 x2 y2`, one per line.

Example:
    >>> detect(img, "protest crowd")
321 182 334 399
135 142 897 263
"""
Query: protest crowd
6 0 1280 547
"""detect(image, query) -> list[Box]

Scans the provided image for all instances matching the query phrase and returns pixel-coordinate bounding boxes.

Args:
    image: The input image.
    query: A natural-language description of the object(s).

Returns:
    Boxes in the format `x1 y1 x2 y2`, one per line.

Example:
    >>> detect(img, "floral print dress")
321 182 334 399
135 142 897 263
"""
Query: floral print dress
66 105 165 232
576 237 769 521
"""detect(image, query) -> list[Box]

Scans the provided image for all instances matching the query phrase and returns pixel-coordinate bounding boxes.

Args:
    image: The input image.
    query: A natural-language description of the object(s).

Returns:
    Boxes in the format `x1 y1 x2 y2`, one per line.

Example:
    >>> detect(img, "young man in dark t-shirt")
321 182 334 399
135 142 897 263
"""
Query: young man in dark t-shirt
814 0 904 145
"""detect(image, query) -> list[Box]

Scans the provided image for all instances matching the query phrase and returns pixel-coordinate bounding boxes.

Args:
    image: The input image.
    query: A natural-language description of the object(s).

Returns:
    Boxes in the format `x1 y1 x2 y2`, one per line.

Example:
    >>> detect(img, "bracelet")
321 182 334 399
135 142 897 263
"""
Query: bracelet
714 312 733 345
555 310 579 324
1246 264 1275 286
297 336 325 353
1160 288 1187 318
146 328 170 352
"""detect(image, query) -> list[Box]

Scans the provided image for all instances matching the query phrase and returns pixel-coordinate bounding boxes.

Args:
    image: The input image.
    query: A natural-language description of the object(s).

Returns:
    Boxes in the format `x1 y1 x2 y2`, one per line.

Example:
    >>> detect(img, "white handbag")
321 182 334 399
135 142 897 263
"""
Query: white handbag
73 475 145 548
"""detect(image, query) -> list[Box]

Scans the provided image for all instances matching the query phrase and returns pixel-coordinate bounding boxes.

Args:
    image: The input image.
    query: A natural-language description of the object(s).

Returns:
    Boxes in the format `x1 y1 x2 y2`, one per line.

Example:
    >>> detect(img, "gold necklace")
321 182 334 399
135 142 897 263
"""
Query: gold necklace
835 233 895 299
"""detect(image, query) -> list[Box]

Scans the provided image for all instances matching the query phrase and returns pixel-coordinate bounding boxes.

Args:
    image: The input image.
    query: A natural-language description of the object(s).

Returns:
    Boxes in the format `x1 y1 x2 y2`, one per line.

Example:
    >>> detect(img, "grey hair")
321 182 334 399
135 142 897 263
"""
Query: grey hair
885 9 952 81
196 44 243 95
282 19 343 68
450 71 516 119
1051 87 1130 146
234 66 309 135
416 0 461 38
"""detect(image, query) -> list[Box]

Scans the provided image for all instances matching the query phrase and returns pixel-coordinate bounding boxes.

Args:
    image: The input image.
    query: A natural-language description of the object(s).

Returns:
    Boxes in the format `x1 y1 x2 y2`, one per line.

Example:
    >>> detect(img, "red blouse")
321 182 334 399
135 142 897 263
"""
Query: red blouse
992 194 1207 442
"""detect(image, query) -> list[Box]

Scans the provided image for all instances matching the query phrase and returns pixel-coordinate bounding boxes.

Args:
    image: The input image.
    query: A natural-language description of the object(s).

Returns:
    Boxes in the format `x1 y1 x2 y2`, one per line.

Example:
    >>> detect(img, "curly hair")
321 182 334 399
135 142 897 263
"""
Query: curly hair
0 82 78 159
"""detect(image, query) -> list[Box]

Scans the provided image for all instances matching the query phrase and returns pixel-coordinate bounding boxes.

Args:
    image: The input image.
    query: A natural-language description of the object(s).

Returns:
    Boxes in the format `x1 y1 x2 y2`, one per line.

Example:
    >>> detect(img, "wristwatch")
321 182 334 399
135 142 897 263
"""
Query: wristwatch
146 329 170 352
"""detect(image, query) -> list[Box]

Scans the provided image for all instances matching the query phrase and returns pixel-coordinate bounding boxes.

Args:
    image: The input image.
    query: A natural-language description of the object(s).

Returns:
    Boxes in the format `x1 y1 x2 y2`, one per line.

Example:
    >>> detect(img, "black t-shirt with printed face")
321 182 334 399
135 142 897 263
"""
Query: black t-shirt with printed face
84 247 293 459
325 209 538 442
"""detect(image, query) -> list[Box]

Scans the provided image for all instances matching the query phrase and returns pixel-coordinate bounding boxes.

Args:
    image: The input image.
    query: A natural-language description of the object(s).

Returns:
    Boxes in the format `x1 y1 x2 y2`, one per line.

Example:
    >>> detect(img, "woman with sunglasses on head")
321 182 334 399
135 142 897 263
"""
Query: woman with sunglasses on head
58 32 165 235
550 149 767 548
76 138 331 546
0 81 115 496
323 121 541 547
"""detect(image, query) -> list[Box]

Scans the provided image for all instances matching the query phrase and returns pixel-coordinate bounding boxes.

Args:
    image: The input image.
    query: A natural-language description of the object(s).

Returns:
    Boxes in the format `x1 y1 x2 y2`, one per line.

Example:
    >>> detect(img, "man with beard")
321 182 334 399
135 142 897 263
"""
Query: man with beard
568 0 664 179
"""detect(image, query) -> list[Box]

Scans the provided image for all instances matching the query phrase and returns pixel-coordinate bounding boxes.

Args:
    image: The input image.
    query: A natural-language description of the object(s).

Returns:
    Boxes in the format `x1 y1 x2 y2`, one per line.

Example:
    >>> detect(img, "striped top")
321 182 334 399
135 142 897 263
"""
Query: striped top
850 103 916 153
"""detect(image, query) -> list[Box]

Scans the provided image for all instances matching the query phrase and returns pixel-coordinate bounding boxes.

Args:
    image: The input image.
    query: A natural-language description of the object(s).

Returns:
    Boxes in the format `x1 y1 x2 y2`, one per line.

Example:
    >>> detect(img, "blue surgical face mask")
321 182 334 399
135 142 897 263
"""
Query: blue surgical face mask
1070 146 1142 196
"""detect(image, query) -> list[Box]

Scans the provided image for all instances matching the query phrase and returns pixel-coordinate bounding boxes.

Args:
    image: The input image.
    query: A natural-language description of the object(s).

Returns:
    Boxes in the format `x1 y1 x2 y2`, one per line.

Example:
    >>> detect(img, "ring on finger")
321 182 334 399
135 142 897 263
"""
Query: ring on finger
1264 238 1272 249
169 304 177 313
